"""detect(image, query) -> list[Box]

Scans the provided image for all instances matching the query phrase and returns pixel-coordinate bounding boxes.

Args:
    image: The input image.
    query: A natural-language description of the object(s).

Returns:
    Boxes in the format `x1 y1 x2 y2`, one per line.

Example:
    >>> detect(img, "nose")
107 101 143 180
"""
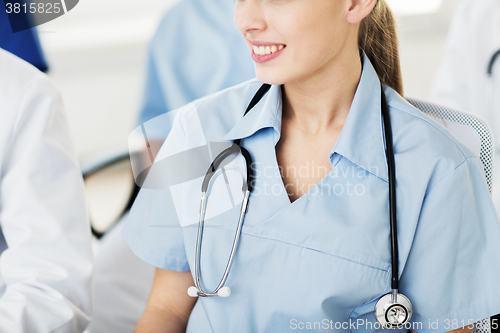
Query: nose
234 0 267 37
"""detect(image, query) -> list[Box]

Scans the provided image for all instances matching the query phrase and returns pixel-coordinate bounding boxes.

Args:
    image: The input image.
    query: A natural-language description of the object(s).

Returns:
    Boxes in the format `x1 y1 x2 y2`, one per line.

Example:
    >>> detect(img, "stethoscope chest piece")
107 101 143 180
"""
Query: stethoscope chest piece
375 291 413 330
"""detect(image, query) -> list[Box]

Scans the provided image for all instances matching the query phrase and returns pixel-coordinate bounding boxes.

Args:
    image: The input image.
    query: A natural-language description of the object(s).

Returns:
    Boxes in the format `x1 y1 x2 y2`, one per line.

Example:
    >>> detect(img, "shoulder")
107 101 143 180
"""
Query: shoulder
0 48 54 94
384 86 484 189
153 0 236 45
175 78 262 137
155 0 193 32
155 78 262 160
192 78 263 113
0 49 59 132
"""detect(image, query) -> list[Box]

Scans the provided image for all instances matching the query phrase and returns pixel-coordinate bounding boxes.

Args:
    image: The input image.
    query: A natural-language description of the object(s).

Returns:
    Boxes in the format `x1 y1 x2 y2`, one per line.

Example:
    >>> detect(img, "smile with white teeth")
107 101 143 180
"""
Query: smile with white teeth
252 45 285 56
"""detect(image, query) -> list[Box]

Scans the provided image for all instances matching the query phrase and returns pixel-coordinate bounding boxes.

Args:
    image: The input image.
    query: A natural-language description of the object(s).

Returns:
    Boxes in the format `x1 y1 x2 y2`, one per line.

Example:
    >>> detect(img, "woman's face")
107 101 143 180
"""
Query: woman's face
234 0 357 85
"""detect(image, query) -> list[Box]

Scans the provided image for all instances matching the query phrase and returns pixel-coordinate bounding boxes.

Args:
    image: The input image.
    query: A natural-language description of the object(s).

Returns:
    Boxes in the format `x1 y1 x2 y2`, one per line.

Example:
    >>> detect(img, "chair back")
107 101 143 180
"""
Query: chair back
407 98 494 193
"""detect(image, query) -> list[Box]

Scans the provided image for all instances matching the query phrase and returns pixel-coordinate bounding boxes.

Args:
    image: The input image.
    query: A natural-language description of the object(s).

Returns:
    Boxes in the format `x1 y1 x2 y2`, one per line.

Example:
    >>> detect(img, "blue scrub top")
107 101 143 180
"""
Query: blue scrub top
123 53 500 332
137 0 255 140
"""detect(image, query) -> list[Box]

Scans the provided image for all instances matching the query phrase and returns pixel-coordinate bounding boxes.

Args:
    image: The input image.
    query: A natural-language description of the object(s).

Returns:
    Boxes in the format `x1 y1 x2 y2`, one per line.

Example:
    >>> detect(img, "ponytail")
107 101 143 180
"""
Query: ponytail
358 0 403 96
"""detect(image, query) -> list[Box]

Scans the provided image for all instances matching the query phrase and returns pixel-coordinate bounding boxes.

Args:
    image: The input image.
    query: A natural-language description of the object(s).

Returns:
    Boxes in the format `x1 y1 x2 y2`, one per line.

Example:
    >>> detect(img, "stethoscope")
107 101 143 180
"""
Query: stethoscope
487 49 500 152
186 83 413 329
487 49 500 78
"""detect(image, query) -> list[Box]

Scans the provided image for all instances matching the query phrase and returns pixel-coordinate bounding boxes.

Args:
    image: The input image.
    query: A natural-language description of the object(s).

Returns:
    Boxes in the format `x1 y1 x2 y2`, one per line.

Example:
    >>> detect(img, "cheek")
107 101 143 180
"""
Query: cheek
288 27 336 66
286 10 344 58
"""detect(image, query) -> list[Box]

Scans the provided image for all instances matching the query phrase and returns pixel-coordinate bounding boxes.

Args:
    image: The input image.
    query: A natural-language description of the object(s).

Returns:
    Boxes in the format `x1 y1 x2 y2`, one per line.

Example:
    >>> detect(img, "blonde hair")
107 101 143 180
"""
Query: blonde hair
358 0 403 95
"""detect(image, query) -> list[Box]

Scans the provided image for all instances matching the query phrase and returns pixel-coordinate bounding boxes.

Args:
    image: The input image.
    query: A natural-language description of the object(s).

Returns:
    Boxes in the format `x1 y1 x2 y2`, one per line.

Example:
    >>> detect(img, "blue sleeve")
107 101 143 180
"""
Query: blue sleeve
399 157 500 332
122 111 190 272
121 185 189 272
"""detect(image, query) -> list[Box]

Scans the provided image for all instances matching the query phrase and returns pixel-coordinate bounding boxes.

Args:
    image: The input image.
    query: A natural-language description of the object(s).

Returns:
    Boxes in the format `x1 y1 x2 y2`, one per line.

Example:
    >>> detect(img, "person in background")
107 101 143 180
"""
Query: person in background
430 0 500 213
137 0 255 149
87 0 253 332
0 1 48 72
0 48 92 332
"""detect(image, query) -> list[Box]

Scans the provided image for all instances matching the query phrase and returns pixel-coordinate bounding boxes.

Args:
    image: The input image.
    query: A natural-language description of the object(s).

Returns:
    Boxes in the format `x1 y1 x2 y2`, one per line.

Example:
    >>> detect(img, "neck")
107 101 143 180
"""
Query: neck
281 48 362 135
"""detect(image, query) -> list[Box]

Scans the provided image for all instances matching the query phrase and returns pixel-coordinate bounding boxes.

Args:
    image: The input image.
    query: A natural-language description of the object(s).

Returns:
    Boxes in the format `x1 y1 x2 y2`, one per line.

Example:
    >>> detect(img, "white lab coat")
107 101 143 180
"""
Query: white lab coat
87 218 154 333
0 49 92 332
431 0 500 213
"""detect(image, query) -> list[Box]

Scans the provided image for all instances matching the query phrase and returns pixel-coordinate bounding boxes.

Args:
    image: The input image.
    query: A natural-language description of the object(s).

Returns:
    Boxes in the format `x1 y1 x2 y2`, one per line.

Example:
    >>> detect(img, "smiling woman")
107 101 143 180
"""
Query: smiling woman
122 0 500 332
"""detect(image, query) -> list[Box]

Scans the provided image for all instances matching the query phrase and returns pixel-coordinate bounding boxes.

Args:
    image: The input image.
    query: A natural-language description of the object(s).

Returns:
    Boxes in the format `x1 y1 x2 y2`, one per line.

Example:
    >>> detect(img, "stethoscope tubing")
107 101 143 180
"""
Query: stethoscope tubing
194 84 401 292
487 49 500 77
194 189 250 297
487 49 500 153
380 88 400 292
202 144 255 193
195 159 251 297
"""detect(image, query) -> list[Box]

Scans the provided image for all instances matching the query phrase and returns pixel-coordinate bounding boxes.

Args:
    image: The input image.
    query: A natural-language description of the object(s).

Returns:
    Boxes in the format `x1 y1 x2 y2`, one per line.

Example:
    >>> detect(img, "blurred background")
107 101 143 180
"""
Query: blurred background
37 0 465 160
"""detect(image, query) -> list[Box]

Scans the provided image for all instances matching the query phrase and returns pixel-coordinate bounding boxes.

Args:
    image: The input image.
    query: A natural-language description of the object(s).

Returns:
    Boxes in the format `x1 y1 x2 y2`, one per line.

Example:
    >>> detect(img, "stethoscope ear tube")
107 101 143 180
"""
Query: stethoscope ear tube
201 144 254 193
239 147 255 192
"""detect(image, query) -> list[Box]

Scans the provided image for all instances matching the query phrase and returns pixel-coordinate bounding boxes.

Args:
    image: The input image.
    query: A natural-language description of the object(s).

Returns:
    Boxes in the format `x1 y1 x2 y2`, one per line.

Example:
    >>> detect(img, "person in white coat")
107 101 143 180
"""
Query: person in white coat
431 0 500 213
0 48 93 332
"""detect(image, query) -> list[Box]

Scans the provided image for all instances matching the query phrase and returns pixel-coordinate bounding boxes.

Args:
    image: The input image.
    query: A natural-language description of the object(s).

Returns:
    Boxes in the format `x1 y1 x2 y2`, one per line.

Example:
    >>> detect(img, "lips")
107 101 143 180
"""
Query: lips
248 41 286 63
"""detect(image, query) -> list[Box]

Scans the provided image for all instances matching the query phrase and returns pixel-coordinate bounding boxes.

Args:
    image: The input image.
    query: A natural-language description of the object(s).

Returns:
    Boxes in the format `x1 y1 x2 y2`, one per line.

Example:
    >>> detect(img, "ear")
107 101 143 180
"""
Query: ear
345 0 378 24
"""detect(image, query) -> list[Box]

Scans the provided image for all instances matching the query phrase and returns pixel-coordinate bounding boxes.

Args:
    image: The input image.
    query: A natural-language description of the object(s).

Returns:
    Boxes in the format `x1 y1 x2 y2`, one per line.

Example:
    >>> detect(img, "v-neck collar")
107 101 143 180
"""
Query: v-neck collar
222 51 390 182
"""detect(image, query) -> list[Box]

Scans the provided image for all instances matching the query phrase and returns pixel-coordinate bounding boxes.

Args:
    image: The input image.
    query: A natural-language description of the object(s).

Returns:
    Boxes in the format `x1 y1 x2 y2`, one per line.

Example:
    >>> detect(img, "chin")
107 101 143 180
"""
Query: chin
255 69 288 86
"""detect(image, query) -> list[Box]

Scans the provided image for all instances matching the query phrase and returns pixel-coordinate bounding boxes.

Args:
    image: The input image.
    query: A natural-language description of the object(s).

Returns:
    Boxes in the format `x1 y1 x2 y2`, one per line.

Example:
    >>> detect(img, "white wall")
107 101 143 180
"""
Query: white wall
40 0 180 159
39 0 466 160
